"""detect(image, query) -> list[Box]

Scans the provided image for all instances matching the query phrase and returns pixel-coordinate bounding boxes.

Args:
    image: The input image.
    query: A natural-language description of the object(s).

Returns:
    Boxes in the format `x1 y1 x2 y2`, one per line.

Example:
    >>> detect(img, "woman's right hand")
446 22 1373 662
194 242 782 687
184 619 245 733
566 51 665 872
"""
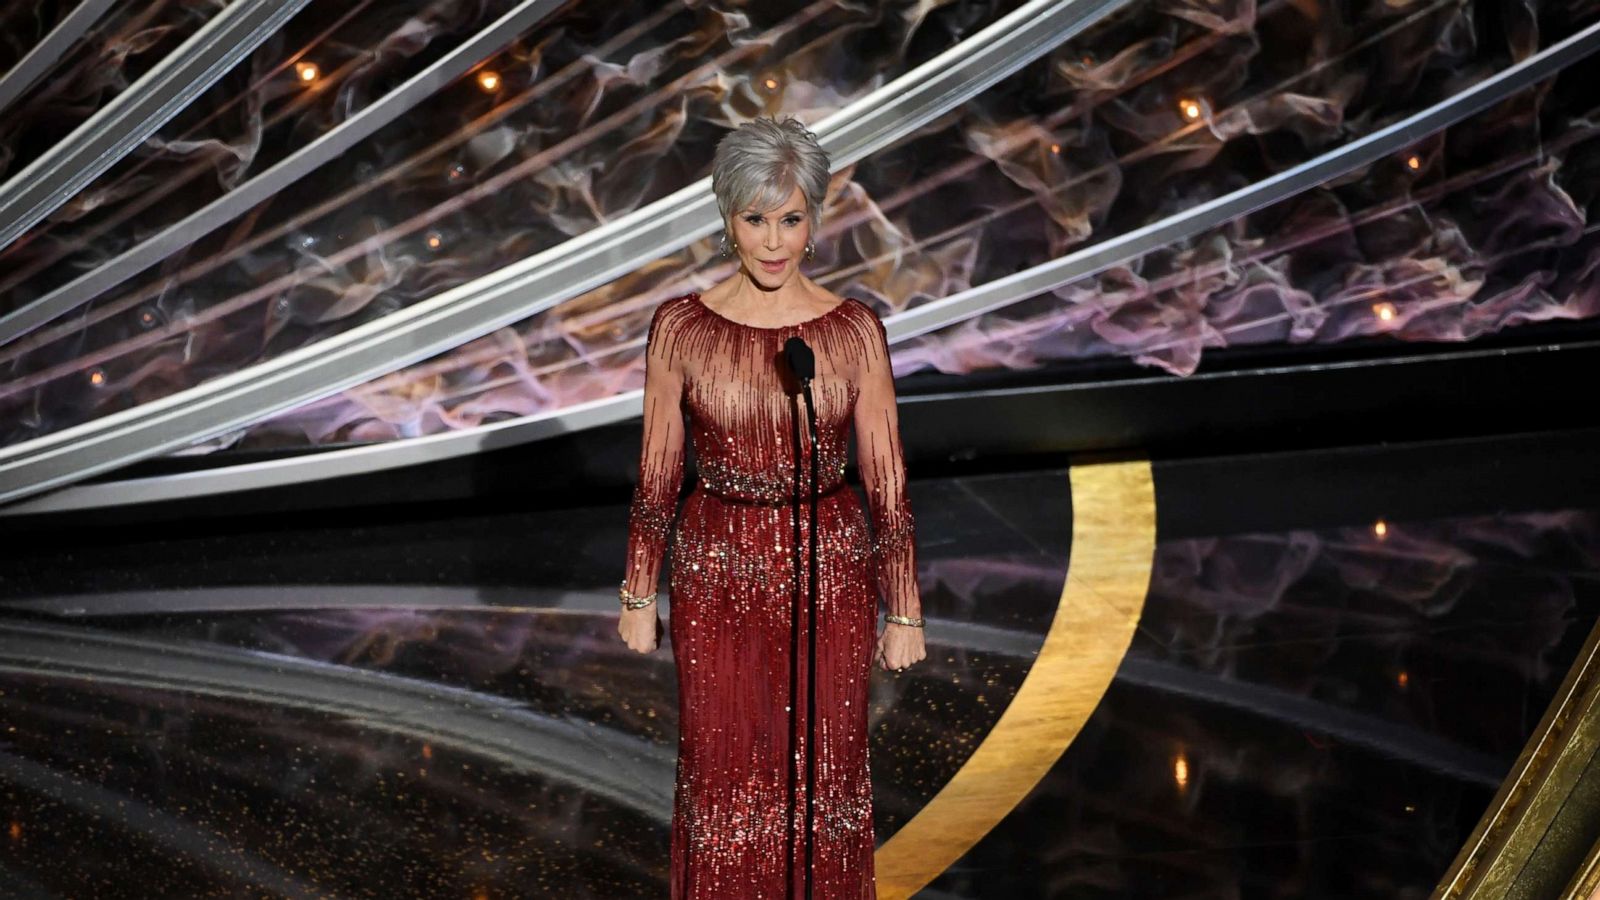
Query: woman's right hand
618 605 661 654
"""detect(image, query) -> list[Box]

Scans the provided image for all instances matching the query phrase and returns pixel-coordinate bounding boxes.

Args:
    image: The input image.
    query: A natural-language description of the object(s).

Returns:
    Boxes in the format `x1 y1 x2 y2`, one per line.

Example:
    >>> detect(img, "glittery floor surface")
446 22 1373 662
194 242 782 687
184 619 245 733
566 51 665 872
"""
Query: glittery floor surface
3 428 1599 898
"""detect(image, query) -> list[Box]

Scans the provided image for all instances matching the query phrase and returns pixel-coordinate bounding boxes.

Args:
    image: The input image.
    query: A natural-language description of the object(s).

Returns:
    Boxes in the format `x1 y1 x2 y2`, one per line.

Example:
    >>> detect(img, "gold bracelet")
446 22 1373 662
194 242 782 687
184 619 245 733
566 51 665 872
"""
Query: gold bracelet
885 614 924 627
619 580 657 610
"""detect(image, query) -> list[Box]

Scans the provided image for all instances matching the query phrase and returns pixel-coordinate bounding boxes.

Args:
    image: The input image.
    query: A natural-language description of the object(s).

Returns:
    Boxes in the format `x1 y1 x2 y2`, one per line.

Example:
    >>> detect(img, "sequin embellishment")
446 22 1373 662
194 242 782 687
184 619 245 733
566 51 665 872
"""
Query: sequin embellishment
623 293 921 898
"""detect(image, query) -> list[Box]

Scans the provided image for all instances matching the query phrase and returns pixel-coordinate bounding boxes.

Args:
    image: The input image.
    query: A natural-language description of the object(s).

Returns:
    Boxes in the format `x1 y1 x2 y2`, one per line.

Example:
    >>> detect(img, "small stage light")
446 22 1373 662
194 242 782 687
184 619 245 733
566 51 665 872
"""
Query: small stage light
1406 155 1421 170
1050 143 1060 155
765 77 779 90
425 231 444 250
295 61 319 83
87 367 105 386
1374 519 1387 537
1174 753 1190 790
1373 302 1396 321
477 70 501 92
1179 98 1203 120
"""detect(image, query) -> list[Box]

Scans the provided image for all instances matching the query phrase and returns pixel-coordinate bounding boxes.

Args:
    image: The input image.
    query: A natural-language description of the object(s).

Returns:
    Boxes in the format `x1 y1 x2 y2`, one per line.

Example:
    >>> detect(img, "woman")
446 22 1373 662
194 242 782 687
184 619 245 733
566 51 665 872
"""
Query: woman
618 115 925 899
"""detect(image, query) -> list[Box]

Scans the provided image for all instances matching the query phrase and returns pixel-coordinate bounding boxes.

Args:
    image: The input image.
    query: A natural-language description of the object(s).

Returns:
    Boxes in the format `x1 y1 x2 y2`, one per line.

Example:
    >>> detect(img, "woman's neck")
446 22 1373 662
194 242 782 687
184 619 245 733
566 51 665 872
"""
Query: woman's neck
716 272 821 313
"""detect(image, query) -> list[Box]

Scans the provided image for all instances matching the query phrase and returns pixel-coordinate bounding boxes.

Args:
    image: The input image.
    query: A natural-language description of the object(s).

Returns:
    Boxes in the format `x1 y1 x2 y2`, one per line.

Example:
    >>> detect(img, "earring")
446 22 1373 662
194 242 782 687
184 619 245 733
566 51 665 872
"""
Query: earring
719 234 729 257
804 240 815 261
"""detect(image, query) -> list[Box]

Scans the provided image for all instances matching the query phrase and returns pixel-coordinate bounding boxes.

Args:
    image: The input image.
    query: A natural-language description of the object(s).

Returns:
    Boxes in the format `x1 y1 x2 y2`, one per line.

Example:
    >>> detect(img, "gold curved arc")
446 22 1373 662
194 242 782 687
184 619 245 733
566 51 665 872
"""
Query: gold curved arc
874 457 1156 897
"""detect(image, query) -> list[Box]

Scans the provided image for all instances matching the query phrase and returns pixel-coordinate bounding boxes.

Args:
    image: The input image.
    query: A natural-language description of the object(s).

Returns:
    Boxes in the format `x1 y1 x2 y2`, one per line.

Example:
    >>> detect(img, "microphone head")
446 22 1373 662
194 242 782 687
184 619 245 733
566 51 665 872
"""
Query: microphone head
783 336 815 380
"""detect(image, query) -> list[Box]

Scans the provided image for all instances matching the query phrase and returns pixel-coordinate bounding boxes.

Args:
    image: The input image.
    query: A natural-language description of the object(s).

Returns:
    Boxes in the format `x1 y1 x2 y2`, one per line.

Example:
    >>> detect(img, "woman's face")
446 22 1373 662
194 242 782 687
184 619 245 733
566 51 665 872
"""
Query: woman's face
729 183 811 289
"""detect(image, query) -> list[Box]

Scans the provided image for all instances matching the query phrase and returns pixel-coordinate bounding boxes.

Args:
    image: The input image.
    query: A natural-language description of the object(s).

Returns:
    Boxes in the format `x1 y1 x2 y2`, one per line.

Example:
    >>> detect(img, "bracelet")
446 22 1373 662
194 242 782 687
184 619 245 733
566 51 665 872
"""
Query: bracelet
619 579 657 610
885 614 924 628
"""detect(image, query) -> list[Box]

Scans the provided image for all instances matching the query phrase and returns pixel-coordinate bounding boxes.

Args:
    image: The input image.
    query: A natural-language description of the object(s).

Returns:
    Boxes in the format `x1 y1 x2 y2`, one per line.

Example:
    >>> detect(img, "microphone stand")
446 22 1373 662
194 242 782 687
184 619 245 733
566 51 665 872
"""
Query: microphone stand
783 345 820 900
784 379 806 896
800 376 820 900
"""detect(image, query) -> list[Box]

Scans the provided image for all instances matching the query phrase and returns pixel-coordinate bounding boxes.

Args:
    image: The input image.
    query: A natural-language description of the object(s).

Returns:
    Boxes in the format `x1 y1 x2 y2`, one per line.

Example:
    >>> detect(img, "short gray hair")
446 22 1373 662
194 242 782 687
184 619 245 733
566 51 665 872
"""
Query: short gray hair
710 116 830 235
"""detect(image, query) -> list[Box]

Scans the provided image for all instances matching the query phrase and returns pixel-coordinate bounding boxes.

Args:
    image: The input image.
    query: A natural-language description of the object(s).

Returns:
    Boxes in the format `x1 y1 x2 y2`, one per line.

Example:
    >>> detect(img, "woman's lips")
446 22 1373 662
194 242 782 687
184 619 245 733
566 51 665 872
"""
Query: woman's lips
758 258 787 272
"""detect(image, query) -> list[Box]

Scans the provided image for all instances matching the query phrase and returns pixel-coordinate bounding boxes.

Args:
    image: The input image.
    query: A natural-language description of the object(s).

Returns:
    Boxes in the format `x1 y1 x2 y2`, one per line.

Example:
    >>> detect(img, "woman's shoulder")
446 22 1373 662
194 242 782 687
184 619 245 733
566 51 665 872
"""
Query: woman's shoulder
834 295 888 339
661 291 701 313
835 295 878 321
646 292 701 331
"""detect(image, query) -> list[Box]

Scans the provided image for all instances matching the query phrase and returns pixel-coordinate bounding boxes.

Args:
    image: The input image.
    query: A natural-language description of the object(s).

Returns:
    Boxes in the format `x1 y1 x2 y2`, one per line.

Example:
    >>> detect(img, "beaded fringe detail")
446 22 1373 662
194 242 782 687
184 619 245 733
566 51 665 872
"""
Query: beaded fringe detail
623 293 921 898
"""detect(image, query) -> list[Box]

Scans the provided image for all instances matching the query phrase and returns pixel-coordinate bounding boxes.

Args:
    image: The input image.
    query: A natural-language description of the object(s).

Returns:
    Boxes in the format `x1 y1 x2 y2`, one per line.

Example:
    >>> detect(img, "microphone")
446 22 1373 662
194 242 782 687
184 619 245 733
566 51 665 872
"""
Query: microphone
784 336 814 382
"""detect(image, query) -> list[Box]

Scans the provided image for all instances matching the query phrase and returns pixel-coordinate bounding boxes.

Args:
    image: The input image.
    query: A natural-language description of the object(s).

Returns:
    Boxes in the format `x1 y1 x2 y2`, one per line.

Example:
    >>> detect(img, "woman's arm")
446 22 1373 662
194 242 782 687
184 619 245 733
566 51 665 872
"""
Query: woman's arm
854 314 921 620
623 302 687 598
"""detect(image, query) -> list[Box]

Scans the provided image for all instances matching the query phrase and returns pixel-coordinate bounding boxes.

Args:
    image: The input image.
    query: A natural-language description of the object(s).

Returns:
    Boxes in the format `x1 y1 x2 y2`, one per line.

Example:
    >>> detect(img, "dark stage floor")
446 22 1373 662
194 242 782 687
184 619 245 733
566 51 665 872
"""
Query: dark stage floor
3 427 1599 898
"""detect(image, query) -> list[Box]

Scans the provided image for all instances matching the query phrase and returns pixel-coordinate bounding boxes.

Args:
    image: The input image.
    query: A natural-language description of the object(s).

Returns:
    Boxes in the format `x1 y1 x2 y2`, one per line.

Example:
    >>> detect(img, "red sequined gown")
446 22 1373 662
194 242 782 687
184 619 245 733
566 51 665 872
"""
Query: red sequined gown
623 291 921 899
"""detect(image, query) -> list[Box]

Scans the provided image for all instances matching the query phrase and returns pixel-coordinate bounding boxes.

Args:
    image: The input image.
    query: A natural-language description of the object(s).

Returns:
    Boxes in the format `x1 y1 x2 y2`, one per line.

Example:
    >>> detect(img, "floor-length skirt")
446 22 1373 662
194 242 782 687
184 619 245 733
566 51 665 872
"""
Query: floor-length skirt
668 484 878 899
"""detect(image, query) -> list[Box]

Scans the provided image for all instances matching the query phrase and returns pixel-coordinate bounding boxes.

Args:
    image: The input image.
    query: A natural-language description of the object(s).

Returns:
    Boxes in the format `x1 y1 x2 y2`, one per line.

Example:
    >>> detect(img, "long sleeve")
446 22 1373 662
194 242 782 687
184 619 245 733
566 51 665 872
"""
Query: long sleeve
623 302 687 598
854 314 921 620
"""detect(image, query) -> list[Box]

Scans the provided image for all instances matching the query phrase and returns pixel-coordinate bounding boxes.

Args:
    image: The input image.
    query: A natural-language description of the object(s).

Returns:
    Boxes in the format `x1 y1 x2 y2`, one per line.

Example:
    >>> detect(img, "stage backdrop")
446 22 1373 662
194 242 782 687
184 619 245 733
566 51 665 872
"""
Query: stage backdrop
0 0 1596 455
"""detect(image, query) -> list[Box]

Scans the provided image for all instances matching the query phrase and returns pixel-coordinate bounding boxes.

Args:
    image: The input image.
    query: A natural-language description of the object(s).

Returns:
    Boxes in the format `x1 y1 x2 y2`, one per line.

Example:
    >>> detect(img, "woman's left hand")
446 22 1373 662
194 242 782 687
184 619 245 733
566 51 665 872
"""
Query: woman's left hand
876 622 927 672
